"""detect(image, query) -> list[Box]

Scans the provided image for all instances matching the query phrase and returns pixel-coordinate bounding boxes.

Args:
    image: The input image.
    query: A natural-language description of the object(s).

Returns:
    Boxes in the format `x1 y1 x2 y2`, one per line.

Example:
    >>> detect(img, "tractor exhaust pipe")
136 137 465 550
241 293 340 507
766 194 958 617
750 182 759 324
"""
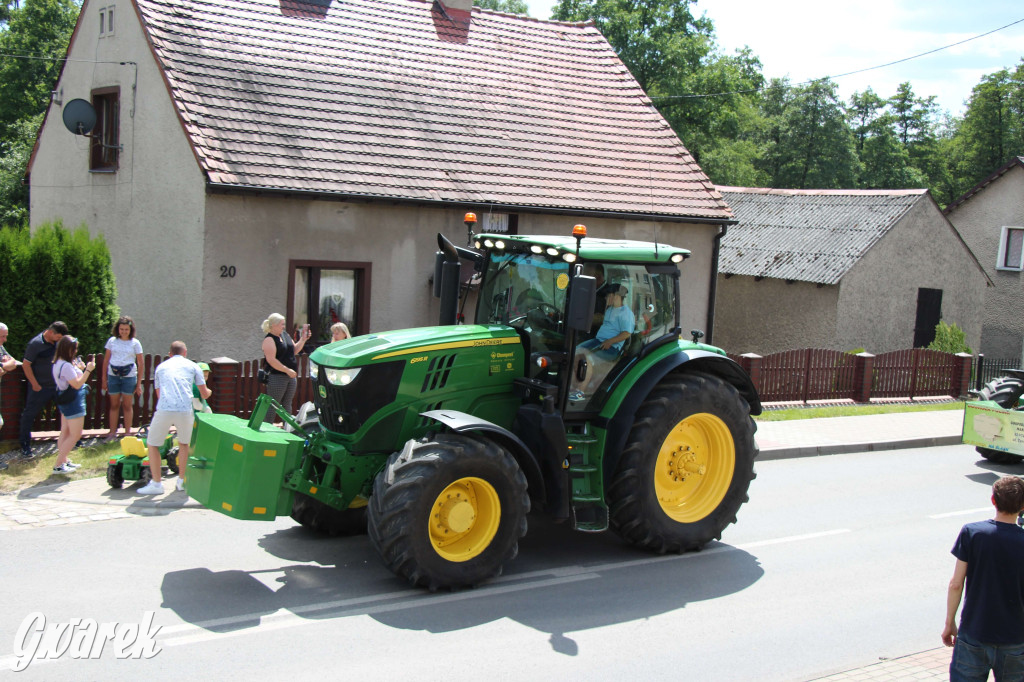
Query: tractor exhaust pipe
436 233 461 326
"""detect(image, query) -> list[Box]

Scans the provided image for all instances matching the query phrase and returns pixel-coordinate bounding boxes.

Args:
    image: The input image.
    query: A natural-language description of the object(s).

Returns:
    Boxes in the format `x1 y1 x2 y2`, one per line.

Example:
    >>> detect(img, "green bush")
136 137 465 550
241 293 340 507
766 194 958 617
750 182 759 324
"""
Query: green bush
927 320 972 354
0 221 118 357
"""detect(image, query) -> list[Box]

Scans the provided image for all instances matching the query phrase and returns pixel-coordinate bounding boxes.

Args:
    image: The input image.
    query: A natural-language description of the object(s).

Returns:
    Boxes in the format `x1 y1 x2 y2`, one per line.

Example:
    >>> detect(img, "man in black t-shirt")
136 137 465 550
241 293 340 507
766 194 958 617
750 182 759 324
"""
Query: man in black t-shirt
943 476 1024 681
19 321 68 457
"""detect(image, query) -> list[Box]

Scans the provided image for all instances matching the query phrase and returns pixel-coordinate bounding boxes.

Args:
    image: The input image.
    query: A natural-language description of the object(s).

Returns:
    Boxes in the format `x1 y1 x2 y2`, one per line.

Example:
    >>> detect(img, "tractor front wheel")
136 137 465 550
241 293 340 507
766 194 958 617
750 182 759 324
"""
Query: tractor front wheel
106 462 124 489
291 493 367 536
608 372 757 553
367 434 529 591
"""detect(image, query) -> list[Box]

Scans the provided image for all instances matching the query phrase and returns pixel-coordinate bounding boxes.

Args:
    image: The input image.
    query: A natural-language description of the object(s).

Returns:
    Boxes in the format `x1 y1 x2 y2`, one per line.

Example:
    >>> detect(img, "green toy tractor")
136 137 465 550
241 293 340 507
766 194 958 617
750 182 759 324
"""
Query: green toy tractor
107 431 179 489
186 222 761 590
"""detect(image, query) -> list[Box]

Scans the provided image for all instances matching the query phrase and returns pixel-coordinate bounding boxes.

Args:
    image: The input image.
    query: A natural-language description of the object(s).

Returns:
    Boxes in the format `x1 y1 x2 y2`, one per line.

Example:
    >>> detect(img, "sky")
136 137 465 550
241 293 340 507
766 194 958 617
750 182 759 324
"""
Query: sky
523 0 1024 117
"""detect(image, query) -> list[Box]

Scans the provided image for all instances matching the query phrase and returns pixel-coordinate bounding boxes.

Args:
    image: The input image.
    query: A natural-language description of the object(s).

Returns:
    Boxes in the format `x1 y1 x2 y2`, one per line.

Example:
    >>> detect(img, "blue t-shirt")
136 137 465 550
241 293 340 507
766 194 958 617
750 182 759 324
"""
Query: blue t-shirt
24 332 57 387
596 304 635 352
952 519 1024 644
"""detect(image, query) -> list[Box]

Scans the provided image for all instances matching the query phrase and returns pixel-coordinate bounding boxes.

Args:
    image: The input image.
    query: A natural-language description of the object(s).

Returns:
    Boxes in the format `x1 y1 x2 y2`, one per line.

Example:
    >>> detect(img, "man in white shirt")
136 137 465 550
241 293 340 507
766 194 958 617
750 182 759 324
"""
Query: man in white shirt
138 341 212 495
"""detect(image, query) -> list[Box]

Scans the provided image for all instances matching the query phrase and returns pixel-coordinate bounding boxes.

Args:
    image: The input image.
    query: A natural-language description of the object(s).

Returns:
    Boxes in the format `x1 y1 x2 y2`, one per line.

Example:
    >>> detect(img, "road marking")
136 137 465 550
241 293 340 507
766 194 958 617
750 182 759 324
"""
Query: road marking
929 507 991 519
736 529 852 549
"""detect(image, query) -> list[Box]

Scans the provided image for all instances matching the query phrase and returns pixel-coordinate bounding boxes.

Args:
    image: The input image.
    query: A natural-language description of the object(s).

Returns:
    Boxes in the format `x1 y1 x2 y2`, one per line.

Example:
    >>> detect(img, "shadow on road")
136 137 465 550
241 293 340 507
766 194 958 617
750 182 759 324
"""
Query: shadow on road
159 515 764 650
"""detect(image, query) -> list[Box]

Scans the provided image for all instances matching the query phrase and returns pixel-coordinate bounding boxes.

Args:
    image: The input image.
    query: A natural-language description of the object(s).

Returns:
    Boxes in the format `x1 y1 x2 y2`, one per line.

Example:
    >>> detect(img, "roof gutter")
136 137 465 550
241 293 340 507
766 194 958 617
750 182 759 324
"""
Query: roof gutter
705 224 726 345
206 182 738 226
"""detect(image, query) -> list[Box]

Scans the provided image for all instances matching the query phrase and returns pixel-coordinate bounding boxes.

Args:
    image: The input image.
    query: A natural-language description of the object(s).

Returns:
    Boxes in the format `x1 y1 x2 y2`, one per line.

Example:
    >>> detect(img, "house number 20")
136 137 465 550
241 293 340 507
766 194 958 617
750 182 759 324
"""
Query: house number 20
220 265 236 278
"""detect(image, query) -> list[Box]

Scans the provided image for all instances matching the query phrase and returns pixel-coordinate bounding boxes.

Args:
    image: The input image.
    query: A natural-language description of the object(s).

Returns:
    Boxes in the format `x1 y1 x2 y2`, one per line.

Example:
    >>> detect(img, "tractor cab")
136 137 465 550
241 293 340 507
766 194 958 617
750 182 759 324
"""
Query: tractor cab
471 226 688 413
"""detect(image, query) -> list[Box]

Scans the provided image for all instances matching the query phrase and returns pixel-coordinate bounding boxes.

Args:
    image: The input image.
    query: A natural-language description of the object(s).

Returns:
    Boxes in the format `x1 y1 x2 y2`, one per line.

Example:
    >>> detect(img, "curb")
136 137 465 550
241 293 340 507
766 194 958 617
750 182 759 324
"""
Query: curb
758 434 965 461
12 481 203 510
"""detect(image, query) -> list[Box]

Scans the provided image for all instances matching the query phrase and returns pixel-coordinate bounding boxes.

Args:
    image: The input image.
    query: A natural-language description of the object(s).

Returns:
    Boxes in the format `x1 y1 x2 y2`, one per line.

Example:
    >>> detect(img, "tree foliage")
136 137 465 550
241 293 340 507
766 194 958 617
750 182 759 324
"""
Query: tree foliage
0 221 119 356
927 321 972 354
473 0 528 14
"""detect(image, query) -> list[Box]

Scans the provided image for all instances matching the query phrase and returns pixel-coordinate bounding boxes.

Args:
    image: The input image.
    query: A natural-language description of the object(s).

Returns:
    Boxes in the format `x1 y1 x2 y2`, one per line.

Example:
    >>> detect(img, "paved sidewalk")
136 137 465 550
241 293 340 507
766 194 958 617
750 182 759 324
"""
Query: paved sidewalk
0 407 974 680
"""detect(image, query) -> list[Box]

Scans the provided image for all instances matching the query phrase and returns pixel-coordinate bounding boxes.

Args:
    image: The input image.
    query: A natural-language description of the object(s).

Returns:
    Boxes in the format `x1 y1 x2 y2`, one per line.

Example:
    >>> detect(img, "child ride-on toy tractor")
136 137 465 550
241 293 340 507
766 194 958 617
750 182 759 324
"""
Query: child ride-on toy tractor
106 430 179 489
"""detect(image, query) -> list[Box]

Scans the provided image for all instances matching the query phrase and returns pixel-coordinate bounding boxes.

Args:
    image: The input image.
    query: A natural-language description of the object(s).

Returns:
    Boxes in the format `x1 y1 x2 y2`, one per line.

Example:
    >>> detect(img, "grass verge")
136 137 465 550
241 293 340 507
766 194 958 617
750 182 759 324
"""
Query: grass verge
0 440 126 493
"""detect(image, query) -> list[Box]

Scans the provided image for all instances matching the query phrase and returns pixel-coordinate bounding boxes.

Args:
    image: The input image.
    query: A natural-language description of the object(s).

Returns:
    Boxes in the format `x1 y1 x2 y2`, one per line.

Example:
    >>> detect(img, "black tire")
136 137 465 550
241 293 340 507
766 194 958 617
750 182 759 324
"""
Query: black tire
608 372 758 553
367 434 529 591
291 492 368 536
106 462 124 489
164 446 180 475
138 465 152 486
974 377 1024 465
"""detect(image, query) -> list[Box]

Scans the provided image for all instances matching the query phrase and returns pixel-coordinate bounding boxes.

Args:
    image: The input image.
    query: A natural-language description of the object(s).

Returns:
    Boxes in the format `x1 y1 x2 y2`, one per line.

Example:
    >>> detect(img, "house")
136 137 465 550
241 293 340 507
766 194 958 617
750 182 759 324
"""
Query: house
26 0 733 361
943 157 1024 360
712 187 990 356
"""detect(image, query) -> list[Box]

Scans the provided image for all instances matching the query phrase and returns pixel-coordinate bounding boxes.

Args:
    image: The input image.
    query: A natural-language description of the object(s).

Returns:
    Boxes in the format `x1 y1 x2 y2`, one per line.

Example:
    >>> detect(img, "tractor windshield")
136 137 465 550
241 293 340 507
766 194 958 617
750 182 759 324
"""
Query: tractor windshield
477 252 570 353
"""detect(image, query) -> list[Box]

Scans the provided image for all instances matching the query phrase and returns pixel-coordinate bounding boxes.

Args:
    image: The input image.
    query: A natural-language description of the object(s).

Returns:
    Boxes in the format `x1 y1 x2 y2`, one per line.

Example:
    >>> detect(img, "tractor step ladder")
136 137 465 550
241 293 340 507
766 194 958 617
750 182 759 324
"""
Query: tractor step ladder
566 431 608 532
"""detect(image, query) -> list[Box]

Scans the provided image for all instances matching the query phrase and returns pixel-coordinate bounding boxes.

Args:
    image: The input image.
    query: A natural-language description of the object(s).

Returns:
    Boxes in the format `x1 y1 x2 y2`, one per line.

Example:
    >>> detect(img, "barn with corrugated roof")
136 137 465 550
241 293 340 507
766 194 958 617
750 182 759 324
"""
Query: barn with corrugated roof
712 186 990 355
27 0 734 360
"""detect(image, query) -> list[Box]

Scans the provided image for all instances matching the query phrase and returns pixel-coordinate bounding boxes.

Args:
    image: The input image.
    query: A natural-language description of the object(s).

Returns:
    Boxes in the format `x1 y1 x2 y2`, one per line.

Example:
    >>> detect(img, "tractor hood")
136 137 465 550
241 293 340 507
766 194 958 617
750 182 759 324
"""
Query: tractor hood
309 325 521 369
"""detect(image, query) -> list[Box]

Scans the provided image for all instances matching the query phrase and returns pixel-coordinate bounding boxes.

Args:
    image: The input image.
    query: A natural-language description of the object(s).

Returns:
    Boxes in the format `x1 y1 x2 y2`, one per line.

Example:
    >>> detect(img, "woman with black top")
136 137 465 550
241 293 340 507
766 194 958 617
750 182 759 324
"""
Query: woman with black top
261 313 311 423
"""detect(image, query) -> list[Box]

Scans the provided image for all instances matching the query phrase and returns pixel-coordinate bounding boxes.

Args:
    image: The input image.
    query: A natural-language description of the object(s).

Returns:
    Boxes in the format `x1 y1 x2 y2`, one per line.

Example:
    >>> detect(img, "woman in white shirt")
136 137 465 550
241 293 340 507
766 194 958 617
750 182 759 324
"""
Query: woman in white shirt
101 316 144 442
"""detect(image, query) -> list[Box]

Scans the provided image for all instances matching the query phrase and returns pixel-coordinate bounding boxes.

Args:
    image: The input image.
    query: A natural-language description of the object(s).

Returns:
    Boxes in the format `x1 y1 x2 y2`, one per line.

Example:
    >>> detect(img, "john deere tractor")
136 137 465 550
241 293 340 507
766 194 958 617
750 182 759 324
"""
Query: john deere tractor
187 221 761 590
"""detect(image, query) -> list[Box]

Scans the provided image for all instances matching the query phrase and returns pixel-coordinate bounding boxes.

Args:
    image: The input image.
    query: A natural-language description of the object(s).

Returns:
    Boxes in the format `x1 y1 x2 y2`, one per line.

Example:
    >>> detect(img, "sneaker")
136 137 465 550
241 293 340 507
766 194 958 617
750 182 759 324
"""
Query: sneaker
137 480 164 495
175 478 185 492
52 463 74 474
64 460 81 470
568 389 586 402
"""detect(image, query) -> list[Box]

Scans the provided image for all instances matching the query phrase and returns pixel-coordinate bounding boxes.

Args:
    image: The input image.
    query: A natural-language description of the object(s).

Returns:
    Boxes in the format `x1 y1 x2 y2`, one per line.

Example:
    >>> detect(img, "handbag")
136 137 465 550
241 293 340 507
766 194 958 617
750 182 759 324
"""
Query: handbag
54 385 79 405
110 363 133 377
257 366 270 384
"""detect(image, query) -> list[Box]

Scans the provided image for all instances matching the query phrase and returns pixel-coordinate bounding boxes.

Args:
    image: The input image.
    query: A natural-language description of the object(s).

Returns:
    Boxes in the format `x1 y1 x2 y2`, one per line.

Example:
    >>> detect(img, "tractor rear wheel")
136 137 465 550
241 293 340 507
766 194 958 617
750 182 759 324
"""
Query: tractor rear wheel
974 377 1024 465
608 372 757 553
367 434 529 591
164 446 180 475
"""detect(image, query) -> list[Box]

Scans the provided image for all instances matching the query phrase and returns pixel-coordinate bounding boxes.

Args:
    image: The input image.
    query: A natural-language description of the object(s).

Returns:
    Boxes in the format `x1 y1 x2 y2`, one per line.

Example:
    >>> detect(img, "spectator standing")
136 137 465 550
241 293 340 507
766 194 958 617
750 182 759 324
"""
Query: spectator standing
137 341 211 495
50 336 95 474
101 316 144 442
942 475 1024 681
261 313 310 423
330 322 351 342
19 321 68 458
0 323 21 469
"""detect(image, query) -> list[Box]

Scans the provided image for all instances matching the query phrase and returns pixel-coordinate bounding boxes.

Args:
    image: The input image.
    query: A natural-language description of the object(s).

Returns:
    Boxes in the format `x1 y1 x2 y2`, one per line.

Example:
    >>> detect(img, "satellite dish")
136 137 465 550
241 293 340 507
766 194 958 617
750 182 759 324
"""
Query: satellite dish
62 99 96 136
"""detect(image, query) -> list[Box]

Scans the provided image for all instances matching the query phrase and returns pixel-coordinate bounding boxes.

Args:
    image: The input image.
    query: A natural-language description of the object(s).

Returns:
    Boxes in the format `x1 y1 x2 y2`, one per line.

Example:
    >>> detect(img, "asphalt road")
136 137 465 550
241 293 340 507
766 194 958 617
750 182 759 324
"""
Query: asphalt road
1 443 1017 680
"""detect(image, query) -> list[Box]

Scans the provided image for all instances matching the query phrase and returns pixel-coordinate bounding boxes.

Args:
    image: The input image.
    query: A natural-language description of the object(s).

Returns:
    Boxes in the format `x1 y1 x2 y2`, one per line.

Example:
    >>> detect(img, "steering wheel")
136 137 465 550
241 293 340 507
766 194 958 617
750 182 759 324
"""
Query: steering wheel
527 302 561 330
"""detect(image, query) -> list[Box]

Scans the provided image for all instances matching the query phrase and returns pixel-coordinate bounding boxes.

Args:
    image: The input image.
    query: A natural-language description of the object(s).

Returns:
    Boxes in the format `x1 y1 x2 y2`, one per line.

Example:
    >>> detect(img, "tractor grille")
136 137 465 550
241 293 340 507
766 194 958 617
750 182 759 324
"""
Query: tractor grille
314 361 404 435
420 354 456 393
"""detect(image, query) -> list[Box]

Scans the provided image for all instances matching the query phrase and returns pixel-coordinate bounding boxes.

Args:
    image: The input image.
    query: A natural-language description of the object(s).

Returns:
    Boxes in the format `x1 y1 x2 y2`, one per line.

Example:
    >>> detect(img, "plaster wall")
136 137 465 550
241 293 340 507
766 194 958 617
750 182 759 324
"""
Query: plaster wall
713 276 839 355
29 0 206 355
838 198 986 353
201 199 718 360
944 166 1024 358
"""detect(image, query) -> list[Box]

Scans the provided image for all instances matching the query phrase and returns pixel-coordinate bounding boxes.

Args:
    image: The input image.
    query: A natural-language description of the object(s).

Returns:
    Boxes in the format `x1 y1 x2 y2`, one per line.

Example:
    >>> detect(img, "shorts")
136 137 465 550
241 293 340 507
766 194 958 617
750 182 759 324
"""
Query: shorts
57 390 87 420
148 410 195 445
106 373 138 395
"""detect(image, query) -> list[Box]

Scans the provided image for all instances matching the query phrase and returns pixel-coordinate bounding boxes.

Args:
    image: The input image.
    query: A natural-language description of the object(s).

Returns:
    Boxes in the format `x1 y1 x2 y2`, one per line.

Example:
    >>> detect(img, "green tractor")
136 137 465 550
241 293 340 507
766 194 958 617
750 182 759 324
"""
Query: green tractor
186 222 761 590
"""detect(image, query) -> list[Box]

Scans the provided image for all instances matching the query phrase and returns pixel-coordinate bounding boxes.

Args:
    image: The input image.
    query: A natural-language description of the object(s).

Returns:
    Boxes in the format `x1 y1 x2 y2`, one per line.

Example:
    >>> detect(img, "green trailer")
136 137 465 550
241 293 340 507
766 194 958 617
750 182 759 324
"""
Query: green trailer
187 221 762 590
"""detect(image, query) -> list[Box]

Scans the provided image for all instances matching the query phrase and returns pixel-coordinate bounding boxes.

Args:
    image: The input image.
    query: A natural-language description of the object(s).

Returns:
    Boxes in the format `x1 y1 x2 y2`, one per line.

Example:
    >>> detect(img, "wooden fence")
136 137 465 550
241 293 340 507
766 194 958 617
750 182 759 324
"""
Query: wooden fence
730 348 974 404
0 347 993 441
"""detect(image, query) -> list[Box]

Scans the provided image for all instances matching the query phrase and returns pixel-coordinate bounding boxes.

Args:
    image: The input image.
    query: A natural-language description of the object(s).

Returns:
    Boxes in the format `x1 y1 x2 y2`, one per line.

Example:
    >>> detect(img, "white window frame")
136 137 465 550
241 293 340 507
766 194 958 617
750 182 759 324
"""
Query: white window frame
997 226 1024 271
99 5 115 38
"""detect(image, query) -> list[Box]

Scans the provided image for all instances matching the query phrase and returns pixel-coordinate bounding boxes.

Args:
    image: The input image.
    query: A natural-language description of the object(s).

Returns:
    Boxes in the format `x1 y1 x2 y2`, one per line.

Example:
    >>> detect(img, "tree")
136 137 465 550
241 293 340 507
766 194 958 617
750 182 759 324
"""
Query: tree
859 127 926 189
473 0 528 13
0 113 39 224
0 221 118 355
957 62 1024 184
847 88 886 155
759 79 860 189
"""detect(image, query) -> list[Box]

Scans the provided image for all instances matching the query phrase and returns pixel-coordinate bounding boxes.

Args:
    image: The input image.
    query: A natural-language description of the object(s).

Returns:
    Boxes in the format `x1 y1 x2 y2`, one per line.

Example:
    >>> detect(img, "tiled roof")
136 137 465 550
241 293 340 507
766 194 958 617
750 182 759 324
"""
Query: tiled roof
133 0 730 221
716 187 927 285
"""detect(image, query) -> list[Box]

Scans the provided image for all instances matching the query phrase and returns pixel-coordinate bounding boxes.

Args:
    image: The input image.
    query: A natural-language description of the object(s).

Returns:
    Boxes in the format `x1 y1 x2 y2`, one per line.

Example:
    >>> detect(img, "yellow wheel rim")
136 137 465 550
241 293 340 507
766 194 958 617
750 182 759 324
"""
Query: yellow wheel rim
429 477 501 562
654 412 735 523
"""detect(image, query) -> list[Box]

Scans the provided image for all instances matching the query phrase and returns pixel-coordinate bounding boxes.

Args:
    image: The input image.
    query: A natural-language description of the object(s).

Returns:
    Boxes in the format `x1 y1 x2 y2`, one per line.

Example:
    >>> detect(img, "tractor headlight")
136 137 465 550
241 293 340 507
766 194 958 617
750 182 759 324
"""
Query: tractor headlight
325 367 361 386
309 361 319 379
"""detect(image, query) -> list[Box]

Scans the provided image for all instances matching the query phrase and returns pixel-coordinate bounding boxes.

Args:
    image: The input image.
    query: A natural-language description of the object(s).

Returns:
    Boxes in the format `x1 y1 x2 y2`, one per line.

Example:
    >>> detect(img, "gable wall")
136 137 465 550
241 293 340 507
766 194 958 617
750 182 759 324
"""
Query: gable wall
945 166 1024 358
201 197 717 360
29 0 207 355
838 198 985 353
713 276 839 355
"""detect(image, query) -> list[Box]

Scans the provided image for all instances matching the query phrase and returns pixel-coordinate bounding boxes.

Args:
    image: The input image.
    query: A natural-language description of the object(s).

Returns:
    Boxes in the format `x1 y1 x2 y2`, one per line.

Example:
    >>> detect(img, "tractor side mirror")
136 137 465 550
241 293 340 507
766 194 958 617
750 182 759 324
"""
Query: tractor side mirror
566 275 597 332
